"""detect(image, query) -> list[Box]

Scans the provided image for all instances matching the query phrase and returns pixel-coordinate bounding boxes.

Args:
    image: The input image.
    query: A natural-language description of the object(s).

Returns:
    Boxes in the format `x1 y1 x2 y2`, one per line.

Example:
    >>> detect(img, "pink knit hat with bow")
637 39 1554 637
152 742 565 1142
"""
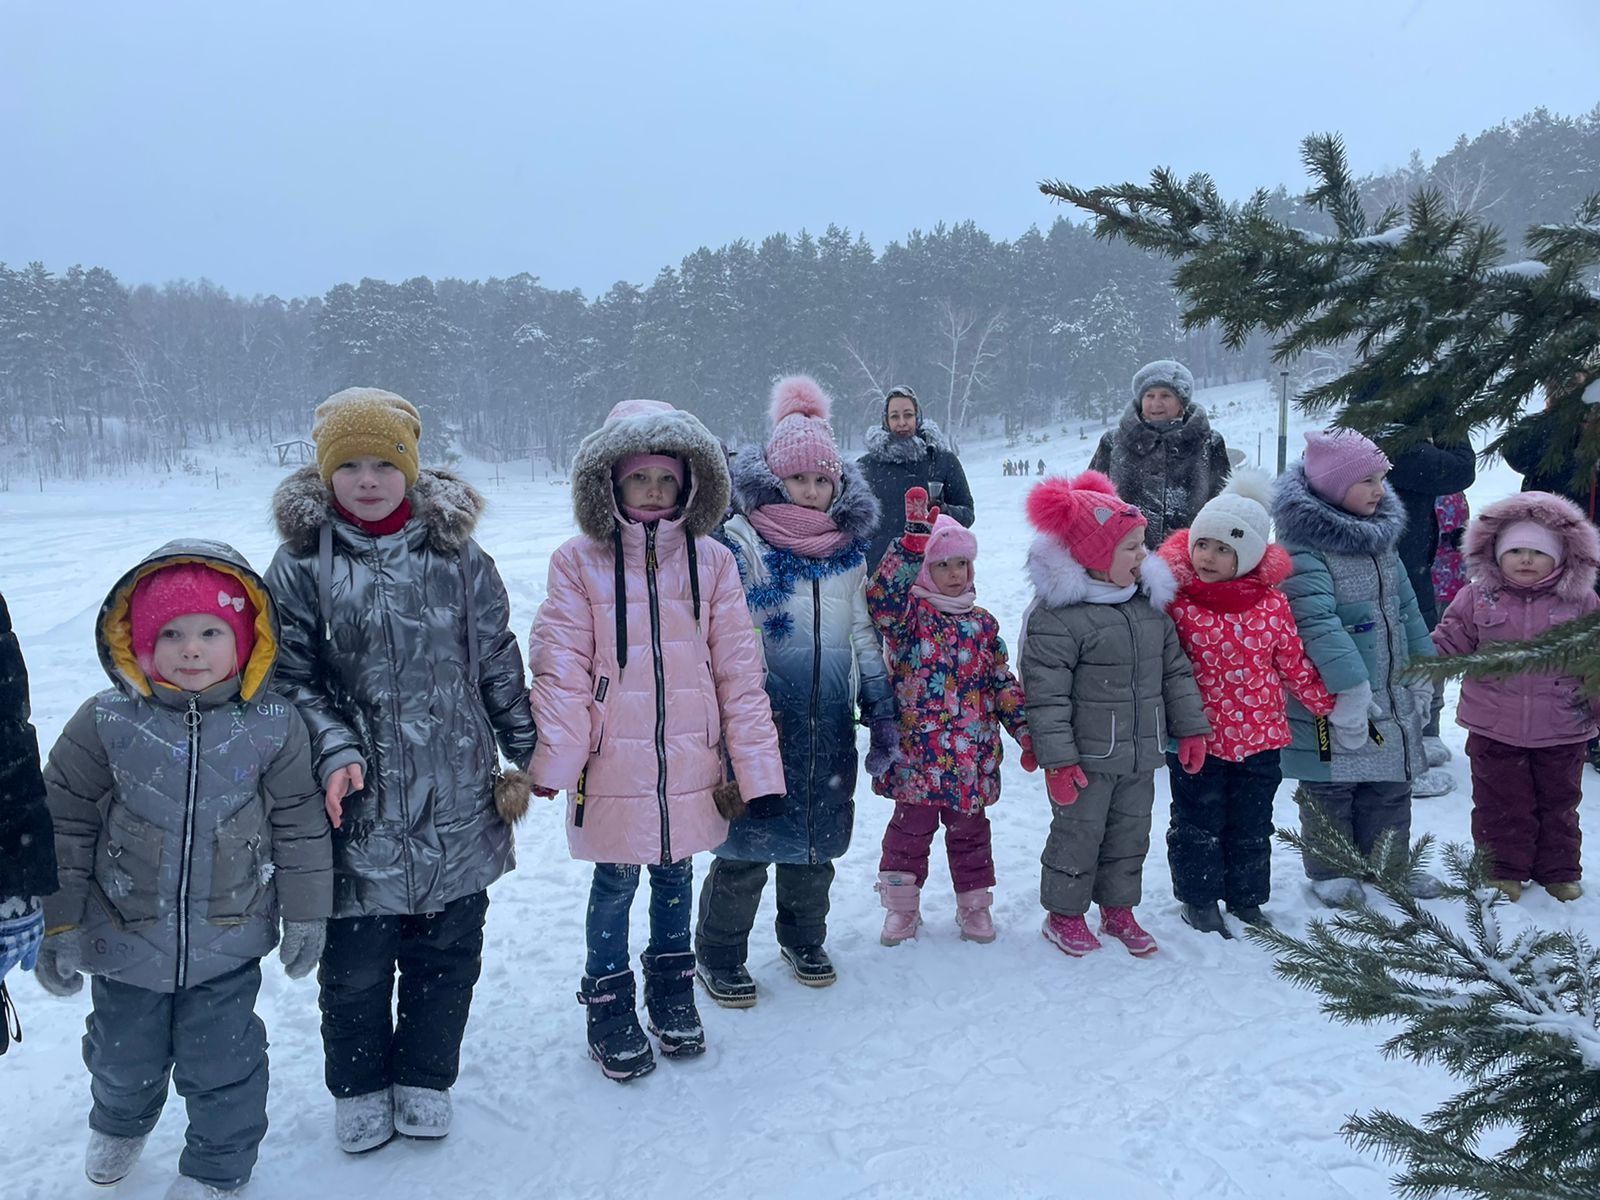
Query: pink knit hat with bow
129 562 257 680
915 514 979 591
1303 428 1392 506
1026 470 1147 572
764 375 844 486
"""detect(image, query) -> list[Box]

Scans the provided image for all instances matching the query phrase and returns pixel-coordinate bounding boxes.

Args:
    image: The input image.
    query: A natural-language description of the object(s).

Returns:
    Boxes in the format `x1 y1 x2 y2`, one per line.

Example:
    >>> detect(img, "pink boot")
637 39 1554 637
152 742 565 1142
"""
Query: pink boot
1041 912 1101 957
1098 905 1158 956
876 872 922 945
955 889 996 943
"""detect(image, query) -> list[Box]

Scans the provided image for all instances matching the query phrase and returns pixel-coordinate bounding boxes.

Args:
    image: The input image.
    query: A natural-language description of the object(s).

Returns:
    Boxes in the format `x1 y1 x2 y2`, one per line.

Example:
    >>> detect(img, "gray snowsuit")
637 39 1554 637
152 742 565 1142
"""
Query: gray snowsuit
1089 400 1231 549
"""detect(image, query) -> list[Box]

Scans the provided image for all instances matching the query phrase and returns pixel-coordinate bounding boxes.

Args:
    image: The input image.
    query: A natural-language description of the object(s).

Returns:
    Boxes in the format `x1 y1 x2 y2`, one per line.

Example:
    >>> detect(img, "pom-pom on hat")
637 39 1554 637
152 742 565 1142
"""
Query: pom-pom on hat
313 387 422 488
1026 469 1147 572
1132 360 1195 405
765 375 844 485
129 562 257 681
1302 428 1391 507
1188 466 1274 575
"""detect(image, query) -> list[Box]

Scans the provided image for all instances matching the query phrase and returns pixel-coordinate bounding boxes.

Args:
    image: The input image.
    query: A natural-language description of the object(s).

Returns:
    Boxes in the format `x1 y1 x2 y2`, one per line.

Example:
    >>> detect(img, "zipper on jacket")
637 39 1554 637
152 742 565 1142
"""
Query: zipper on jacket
1120 605 1142 760
174 695 202 990
1372 554 1411 780
646 525 671 864
808 577 821 865
371 535 415 903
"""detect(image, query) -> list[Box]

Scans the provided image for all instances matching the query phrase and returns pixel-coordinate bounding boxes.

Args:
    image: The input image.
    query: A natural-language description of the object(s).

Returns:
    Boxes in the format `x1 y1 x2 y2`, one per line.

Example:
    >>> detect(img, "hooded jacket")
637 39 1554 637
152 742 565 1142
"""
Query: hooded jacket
716 449 892 863
266 468 536 918
1089 400 1231 549
41 541 332 993
1155 531 1335 762
1272 464 1434 783
1019 538 1209 776
1431 490 1600 748
0 591 54 903
856 420 975 569
529 401 785 866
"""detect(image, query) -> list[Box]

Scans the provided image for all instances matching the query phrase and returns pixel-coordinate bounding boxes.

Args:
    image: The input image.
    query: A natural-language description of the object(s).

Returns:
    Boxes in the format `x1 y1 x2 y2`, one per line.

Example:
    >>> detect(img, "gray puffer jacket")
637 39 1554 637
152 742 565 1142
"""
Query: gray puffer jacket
1089 400 1231 549
266 467 537 918
42 541 332 993
1019 539 1209 775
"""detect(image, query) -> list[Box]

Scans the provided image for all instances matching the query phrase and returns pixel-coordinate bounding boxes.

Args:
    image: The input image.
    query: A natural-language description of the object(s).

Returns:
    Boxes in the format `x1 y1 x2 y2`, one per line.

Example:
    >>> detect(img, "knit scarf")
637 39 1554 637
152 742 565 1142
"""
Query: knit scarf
333 498 413 536
912 582 976 615
747 503 851 557
1083 576 1138 605
622 503 681 525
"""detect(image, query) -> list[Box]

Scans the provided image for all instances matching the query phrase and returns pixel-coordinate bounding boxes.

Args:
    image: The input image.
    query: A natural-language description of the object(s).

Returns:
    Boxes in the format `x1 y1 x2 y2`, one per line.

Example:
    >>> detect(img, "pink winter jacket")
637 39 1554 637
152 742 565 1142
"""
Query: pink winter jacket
1431 490 1600 749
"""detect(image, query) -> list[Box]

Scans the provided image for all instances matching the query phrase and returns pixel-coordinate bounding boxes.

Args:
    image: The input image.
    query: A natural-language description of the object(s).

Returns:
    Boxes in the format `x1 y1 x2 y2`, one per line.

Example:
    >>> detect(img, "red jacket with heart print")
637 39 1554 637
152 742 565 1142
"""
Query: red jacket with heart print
1155 530 1336 762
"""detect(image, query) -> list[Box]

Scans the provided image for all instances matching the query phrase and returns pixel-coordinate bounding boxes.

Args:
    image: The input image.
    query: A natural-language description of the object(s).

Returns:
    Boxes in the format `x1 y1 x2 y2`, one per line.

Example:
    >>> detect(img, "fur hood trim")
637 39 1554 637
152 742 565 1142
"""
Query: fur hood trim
272 465 485 556
1464 490 1600 600
862 419 953 465
1272 461 1406 555
570 402 730 542
728 446 881 542
1026 534 1177 611
1155 529 1292 609
1113 399 1216 456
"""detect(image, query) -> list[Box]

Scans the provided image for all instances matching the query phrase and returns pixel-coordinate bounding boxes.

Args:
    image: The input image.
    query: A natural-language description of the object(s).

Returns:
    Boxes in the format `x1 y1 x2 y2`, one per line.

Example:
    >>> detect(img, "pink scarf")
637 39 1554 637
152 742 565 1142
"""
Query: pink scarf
912 582 976 615
622 503 681 524
747 503 852 557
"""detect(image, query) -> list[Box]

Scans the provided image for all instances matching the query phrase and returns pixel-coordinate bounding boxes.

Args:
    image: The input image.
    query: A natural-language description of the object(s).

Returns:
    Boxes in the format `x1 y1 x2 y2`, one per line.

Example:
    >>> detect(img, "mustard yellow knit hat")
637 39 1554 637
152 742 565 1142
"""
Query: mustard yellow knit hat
313 387 422 487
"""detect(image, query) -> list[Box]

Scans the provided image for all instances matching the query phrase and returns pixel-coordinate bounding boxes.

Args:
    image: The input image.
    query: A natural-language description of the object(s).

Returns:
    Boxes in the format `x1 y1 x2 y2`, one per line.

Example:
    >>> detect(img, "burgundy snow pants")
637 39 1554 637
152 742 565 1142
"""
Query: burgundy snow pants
1465 733 1585 884
879 802 995 892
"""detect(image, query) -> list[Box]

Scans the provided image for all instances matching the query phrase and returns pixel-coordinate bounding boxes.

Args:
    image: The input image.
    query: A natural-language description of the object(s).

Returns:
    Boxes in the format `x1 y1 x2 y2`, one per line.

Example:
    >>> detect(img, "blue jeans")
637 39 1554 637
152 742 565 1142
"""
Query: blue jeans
585 859 693 977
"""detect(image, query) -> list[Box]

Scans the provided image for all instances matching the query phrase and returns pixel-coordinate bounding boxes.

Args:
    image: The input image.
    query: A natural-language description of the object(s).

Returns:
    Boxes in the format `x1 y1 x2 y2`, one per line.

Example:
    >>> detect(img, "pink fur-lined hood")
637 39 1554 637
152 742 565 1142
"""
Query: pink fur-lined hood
1464 490 1600 600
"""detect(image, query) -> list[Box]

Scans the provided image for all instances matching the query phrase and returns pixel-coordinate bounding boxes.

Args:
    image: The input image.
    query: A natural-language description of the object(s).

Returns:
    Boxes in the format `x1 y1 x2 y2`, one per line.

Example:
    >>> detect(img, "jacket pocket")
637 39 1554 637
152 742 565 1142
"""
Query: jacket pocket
92 806 167 931
209 802 271 924
589 674 610 756
702 661 722 748
1077 711 1118 761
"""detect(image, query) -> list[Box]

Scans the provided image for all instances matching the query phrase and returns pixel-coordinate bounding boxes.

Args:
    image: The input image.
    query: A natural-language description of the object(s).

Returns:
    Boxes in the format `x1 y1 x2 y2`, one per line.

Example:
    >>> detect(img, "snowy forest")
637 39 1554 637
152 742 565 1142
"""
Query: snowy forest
1 105 1596 481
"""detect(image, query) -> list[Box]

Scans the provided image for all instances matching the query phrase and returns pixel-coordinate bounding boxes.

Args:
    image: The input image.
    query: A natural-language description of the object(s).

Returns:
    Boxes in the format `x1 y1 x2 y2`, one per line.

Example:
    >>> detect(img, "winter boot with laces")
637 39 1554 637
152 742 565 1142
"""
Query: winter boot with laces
577 970 655 1083
85 1131 147 1186
335 1088 395 1154
1041 912 1101 957
955 888 996 943
393 1084 452 1138
876 871 922 946
641 950 706 1058
1179 900 1232 939
1098 905 1158 956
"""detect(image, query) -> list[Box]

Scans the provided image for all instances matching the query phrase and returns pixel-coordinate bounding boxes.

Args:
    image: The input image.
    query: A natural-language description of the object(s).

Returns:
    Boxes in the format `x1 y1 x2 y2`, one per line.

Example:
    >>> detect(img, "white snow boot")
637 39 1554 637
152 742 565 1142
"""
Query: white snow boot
393 1084 452 1139
1422 735 1451 767
1411 767 1454 799
85 1131 147 1186
1310 877 1366 908
335 1088 395 1153
164 1176 244 1199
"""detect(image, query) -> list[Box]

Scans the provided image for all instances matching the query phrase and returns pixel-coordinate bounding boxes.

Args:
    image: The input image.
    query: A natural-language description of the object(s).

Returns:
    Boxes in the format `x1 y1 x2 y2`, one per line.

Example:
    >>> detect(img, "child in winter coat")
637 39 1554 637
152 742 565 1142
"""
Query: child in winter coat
265 389 537 1149
34 545 332 1200
868 495 1030 945
1273 430 1438 907
1154 470 1336 936
529 398 784 1081
696 376 894 1003
1020 470 1210 958
1431 491 1600 901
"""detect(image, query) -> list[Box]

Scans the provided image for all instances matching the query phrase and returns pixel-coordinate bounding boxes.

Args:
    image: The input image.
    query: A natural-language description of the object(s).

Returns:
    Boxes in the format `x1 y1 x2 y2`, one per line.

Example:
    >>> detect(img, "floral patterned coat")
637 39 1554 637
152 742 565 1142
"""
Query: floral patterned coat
866 541 1028 813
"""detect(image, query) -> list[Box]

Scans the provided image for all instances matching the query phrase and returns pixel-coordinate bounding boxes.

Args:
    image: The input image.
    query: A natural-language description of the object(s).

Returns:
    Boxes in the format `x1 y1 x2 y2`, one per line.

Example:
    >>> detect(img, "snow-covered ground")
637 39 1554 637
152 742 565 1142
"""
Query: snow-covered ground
4 382 1596 1200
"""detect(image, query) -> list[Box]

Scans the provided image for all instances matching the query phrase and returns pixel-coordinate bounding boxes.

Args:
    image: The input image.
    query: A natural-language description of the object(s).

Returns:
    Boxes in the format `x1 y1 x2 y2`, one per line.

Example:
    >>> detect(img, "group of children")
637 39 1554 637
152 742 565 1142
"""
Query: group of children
10 366 1596 1196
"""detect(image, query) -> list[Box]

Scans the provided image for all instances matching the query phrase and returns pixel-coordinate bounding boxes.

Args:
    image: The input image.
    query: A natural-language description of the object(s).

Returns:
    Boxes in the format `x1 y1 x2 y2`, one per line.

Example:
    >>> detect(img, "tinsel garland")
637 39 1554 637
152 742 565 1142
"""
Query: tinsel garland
721 532 868 642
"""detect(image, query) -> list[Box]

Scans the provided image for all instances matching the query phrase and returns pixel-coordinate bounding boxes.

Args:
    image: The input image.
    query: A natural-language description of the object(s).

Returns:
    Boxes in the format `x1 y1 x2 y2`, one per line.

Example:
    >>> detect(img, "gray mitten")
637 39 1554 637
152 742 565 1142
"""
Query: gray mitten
34 931 83 997
279 919 327 980
1327 682 1373 753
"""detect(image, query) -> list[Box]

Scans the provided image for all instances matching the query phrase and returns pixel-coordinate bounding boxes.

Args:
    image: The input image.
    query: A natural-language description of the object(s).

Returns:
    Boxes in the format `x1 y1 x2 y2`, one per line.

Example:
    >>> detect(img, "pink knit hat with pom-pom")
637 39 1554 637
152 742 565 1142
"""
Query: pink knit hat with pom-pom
1026 470 1147 572
764 375 844 485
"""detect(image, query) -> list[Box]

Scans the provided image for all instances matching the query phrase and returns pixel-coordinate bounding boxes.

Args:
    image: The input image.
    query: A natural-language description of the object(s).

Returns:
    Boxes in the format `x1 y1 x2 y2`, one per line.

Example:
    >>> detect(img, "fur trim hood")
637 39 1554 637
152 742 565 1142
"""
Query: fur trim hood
1026 533 1178 612
1464 490 1600 600
1155 529 1293 610
728 445 881 543
272 465 485 556
862 419 953 466
1271 461 1406 556
1113 399 1217 457
570 401 730 542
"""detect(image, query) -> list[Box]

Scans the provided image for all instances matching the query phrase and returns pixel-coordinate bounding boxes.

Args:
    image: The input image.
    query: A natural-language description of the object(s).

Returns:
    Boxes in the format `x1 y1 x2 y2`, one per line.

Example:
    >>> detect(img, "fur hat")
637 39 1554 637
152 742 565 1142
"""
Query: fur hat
1302 428 1391 507
313 387 422 487
765 375 844 486
1132 360 1195 405
129 561 257 680
1188 467 1273 576
1025 470 1147 572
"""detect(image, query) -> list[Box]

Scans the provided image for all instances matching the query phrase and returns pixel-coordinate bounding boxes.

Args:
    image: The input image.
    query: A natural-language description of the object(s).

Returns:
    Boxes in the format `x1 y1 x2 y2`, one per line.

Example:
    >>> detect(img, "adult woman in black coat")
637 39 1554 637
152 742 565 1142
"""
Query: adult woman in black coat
856 386 975 570
0 590 56 988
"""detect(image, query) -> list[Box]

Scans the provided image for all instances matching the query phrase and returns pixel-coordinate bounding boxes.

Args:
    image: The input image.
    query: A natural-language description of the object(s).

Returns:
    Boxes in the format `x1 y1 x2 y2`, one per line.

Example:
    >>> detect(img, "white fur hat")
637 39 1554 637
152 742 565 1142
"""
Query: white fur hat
1188 467 1273 575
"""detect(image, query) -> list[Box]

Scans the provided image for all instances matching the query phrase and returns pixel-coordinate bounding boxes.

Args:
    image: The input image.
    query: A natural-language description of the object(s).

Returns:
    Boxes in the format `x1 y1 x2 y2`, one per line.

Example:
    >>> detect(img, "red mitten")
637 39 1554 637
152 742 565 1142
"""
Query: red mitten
532 784 559 799
1018 735 1038 773
1177 735 1207 774
901 487 940 555
1045 764 1088 807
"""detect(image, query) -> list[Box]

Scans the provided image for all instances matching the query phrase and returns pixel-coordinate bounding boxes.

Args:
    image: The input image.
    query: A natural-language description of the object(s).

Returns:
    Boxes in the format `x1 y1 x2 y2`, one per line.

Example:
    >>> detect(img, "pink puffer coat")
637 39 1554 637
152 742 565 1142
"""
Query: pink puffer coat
530 400 785 865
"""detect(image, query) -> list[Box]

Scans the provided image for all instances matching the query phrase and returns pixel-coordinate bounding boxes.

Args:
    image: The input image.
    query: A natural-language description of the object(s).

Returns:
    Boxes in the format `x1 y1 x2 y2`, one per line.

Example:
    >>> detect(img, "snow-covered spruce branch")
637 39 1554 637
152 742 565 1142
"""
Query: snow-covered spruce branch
1416 607 1600 698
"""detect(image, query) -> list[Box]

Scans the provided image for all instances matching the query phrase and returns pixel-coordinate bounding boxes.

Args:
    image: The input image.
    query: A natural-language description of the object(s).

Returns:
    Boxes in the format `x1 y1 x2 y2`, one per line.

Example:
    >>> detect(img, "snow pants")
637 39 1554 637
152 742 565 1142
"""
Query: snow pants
1039 770 1154 916
318 889 487 1098
1296 779 1411 880
1166 749 1280 907
1466 733 1584 884
84 962 267 1191
694 857 835 968
878 802 995 892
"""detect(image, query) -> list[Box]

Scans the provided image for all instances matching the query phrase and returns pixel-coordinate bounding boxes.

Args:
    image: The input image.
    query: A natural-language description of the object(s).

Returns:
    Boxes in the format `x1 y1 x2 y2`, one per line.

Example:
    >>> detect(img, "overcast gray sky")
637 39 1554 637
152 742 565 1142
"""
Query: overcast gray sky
2 0 1596 300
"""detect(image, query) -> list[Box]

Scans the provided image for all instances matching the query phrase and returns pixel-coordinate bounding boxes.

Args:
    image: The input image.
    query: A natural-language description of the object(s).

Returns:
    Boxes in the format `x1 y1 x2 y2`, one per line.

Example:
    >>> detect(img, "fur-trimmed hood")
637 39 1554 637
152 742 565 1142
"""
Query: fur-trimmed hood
1026 533 1178 612
1112 398 1216 457
570 401 730 542
728 445 881 543
862 419 954 466
1155 529 1292 613
272 465 485 556
1272 461 1406 556
1464 490 1600 600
